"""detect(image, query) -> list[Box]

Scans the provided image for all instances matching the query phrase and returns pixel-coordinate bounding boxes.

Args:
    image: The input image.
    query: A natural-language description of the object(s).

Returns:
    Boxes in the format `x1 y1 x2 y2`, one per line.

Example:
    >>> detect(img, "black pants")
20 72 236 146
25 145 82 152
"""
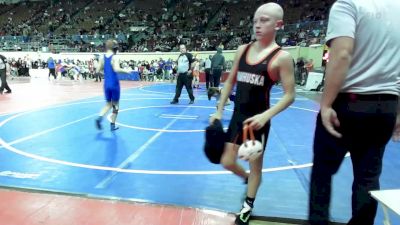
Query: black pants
0 70 11 93
308 93 398 225
173 72 194 101
212 68 222 87
49 68 56 79
205 68 213 89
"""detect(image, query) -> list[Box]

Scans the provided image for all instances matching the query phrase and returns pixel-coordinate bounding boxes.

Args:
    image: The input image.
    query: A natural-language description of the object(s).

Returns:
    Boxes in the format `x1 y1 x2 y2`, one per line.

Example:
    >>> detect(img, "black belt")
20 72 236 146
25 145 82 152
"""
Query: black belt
337 93 398 101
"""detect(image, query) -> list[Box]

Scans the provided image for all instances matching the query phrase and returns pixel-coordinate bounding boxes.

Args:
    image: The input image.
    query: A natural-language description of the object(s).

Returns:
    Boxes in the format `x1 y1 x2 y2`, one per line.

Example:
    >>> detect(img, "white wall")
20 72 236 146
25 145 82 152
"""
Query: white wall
0 45 324 66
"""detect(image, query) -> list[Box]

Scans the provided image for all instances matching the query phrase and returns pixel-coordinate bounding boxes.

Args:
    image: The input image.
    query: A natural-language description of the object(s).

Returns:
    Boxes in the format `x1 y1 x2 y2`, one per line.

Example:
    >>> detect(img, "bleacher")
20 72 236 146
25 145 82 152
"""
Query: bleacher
0 0 335 53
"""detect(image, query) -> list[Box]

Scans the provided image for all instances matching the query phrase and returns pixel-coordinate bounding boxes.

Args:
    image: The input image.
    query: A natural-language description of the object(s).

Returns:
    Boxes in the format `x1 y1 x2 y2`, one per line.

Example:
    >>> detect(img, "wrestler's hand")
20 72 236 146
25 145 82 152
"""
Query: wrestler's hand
243 113 271 131
209 111 222 125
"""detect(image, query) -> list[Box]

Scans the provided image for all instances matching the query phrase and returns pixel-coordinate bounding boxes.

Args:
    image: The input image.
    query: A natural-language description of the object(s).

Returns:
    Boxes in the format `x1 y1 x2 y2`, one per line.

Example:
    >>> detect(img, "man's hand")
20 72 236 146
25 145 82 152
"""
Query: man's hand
321 106 342 138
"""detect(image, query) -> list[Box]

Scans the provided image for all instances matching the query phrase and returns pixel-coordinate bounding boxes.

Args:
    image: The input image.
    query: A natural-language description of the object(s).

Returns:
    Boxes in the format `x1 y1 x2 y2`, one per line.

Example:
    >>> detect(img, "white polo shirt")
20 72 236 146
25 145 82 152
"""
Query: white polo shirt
205 58 212 69
326 0 400 96
177 53 192 74
0 59 5 70
0 56 6 70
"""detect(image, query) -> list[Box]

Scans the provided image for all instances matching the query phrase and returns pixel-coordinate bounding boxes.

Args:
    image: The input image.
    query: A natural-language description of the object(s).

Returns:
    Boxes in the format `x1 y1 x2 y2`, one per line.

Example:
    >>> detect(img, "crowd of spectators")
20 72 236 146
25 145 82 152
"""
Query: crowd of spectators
0 0 335 53
2 50 238 83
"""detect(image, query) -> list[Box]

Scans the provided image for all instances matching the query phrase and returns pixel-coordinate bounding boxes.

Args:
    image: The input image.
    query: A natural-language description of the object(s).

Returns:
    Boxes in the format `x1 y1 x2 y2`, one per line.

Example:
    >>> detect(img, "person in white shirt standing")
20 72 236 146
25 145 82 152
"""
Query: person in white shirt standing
93 55 101 82
170 44 195 104
204 55 212 89
308 1 400 225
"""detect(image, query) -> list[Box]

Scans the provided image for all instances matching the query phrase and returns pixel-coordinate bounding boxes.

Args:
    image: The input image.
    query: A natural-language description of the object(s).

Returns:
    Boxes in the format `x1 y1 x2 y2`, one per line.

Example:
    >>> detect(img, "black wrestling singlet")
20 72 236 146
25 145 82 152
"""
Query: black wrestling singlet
226 43 282 145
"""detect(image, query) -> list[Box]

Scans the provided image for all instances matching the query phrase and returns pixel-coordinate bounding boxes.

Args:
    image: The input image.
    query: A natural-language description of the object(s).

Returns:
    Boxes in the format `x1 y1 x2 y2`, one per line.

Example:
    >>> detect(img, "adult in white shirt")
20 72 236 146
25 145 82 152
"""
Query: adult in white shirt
308 1 400 225
204 55 212 89
93 56 101 82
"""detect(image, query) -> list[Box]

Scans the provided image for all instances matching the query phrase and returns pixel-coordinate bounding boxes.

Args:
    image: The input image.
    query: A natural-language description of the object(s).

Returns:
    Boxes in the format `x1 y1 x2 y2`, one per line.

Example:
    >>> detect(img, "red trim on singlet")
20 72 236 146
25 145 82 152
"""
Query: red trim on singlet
245 43 281 66
232 65 238 84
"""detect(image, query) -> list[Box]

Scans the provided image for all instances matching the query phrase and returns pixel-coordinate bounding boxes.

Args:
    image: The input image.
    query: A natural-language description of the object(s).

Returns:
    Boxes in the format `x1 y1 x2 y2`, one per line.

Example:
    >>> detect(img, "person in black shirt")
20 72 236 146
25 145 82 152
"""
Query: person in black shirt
211 47 225 87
